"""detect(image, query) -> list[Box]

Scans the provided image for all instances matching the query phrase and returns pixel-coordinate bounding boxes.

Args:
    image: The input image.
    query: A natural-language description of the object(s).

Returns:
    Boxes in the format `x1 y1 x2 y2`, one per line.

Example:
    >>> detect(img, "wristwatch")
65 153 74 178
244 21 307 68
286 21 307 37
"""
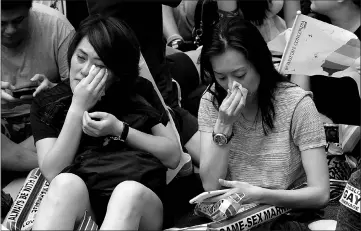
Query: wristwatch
212 131 234 146
110 122 129 142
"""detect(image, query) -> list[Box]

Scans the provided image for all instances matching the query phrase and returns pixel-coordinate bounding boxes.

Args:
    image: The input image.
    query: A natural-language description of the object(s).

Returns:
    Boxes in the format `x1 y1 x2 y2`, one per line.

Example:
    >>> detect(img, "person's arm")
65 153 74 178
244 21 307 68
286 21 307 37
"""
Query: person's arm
34 67 107 182
199 86 246 191
283 0 301 28
126 121 181 169
261 95 329 208
162 4 183 46
199 125 230 191
35 106 84 182
209 95 329 208
57 24 75 81
83 111 181 169
257 147 329 208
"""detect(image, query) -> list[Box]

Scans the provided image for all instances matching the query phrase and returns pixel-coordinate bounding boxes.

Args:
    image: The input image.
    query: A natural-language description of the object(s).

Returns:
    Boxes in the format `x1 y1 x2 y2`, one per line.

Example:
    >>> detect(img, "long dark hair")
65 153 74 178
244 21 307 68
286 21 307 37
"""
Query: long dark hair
67 14 140 96
200 17 291 135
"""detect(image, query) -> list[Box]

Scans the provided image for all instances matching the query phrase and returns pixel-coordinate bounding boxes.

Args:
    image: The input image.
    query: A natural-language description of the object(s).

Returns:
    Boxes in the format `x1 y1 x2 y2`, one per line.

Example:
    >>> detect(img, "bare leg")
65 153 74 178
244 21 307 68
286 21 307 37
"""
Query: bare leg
185 131 200 166
100 181 163 230
1 134 38 172
19 136 37 153
32 173 94 230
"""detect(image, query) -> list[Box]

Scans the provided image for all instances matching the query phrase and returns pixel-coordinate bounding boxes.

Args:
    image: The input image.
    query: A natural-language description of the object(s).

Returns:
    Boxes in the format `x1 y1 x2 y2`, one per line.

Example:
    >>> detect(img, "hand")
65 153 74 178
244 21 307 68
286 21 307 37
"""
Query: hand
218 83 248 126
72 65 108 112
203 179 262 204
31 74 57 97
1 81 21 107
82 111 123 137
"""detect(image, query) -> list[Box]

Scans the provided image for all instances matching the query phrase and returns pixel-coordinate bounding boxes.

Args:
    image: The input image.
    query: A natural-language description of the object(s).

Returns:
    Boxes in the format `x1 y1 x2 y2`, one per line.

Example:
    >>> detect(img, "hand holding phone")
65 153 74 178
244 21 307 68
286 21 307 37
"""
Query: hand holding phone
189 189 230 204
12 87 37 99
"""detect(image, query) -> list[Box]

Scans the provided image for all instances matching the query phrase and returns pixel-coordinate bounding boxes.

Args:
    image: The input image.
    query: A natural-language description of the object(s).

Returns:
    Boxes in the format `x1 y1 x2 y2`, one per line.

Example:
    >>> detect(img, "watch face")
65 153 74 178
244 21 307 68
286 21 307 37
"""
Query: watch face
214 134 227 146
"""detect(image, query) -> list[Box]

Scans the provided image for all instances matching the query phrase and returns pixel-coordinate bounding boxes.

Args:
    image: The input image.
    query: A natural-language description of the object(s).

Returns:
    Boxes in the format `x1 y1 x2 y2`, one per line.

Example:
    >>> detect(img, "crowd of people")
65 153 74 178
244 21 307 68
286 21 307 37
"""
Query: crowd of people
1 0 360 230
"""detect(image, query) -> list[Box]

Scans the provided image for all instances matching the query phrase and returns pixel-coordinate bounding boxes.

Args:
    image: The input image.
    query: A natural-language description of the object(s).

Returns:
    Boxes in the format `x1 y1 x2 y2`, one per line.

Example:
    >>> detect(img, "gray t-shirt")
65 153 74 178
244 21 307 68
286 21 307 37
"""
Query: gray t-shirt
1 3 74 117
198 83 326 190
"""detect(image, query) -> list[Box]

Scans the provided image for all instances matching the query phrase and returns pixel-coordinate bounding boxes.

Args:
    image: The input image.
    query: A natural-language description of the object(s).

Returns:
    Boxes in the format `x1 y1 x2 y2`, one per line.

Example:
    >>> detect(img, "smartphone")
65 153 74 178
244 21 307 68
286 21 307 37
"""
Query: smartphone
12 87 37 98
189 189 230 204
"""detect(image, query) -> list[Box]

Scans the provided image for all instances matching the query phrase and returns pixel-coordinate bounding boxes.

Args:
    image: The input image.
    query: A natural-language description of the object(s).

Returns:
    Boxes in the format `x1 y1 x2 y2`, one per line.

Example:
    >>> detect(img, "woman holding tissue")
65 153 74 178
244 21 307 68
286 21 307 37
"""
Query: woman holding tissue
198 17 329 229
30 14 181 230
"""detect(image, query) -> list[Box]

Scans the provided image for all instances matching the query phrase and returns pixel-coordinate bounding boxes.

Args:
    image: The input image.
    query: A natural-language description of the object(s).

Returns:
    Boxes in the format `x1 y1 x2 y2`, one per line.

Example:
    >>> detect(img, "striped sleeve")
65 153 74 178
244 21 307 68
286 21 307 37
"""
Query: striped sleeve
291 95 326 151
198 92 219 133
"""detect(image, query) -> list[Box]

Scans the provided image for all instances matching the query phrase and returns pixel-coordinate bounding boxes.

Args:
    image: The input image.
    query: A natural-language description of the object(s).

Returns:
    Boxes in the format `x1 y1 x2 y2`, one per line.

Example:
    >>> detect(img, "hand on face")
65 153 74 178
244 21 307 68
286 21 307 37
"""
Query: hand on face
203 179 262 205
72 65 108 112
82 111 122 137
218 82 248 126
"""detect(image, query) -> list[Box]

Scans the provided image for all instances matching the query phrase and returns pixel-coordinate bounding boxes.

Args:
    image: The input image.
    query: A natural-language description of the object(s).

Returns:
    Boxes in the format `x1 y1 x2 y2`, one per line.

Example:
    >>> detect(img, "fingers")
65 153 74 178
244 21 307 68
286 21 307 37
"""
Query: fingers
89 68 106 90
82 124 98 137
221 88 237 109
234 88 248 113
1 81 15 91
94 69 108 93
219 179 238 188
83 111 99 130
203 194 226 203
82 112 100 137
30 74 45 82
33 80 48 97
88 111 108 120
1 90 19 103
20 95 33 100
83 65 100 85
224 89 232 100
228 88 243 113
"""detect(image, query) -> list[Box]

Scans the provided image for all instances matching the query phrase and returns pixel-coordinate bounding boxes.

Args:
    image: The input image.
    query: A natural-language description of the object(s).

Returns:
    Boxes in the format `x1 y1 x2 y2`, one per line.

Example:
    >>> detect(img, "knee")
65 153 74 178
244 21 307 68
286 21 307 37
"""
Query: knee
113 181 149 203
48 173 88 200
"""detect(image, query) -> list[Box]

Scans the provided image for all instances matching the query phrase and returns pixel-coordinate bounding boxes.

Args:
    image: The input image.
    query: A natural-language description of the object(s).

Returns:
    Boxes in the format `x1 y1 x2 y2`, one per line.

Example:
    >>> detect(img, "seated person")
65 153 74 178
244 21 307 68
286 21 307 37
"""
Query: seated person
162 1 199 52
1 0 74 183
216 0 300 42
198 17 329 230
291 0 360 126
309 165 361 231
31 14 181 230
86 0 201 165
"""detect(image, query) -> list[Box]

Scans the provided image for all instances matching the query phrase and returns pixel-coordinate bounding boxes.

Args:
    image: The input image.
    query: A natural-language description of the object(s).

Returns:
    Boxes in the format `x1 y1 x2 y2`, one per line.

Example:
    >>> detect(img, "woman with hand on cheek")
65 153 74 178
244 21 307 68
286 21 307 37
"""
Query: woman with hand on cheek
30 14 181 230
198 17 329 230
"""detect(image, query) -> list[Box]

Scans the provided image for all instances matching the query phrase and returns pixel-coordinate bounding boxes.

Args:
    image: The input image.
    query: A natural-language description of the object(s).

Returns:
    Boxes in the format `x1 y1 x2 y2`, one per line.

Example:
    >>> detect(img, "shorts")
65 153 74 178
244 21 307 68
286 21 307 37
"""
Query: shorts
1 114 32 143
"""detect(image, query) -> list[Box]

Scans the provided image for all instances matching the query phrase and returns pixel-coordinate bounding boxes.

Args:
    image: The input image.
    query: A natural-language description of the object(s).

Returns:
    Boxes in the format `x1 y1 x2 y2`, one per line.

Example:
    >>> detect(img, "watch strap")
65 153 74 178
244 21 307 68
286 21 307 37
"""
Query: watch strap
110 122 129 142
120 122 129 142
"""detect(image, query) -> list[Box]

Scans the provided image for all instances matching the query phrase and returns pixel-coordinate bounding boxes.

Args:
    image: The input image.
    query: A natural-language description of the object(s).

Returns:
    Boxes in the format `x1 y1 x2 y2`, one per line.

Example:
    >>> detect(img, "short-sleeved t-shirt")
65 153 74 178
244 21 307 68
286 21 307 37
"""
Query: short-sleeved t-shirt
31 78 169 146
1 3 75 117
198 83 326 190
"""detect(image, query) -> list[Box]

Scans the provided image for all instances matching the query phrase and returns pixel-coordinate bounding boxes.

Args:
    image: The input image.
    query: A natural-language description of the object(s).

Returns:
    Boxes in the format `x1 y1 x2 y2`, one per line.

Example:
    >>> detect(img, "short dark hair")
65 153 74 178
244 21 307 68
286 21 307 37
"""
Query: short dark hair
200 17 292 135
1 0 33 11
67 14 141 95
